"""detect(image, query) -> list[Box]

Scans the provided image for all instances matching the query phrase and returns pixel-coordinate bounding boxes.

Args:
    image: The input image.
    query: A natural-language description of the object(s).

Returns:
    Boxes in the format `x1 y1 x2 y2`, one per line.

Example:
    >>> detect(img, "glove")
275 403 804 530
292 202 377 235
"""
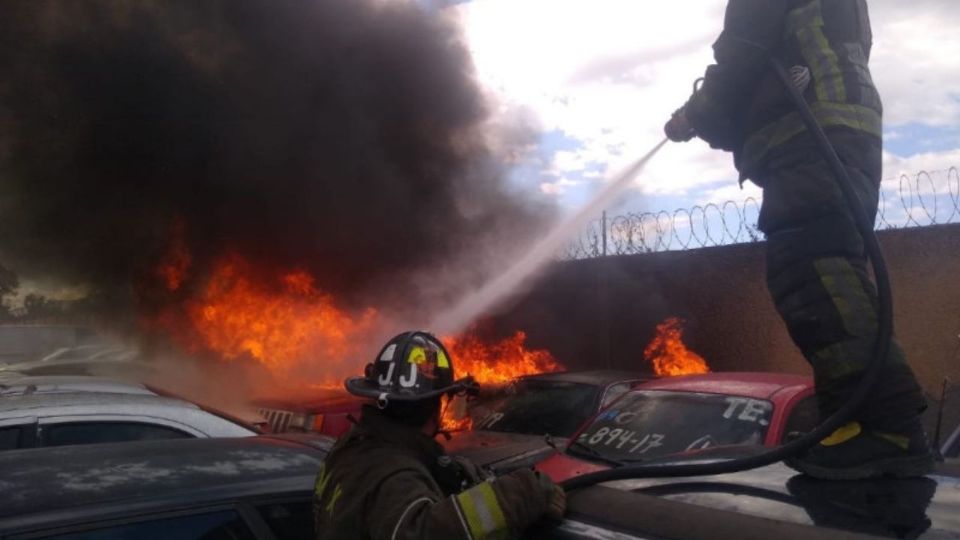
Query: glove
536 472 566 521
452 455 493 486
664 108 696 142
434 454 493 493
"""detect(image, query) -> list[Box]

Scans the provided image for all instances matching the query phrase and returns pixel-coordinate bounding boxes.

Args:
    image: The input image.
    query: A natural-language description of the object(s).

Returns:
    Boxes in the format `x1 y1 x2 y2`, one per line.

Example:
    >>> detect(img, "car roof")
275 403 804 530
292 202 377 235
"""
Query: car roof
0 435 331 529
0 390 200 414
633 372 813 400
581 460 960 539
519 370 652 386
0 375 154 397
0 391 257 437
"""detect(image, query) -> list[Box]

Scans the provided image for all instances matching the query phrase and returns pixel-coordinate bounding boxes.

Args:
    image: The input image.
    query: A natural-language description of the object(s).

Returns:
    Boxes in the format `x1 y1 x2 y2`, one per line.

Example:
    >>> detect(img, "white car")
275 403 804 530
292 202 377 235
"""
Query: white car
0 389 257 451
0 375 156 397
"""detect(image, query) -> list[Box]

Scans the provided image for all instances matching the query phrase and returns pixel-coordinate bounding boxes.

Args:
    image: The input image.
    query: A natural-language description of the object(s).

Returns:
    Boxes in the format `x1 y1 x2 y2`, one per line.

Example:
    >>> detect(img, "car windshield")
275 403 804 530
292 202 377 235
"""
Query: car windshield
472 379 599 438
569 390 773 463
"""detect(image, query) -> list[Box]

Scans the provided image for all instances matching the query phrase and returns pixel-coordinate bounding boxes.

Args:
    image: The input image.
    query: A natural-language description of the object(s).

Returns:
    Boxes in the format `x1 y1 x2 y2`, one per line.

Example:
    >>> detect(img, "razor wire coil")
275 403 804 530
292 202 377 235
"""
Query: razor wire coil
562 167 960 259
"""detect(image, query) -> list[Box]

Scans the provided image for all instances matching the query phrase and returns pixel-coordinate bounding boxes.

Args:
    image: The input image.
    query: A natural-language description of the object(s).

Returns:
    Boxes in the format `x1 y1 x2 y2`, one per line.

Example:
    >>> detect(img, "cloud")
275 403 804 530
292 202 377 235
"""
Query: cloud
457 0 960 214
883 149 960 179
458 0 737 207
870 0 960 127
540 177 582 196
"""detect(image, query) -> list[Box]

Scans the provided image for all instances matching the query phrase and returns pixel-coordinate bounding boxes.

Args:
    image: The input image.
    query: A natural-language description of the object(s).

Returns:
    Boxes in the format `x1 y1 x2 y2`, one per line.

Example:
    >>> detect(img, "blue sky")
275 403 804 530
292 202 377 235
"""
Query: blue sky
446 0 960 220
886 123 960 157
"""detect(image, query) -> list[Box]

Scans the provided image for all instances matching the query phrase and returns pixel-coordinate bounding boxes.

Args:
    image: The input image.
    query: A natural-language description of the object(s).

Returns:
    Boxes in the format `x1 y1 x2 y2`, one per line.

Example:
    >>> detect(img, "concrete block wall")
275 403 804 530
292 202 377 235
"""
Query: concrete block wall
491 223 960 434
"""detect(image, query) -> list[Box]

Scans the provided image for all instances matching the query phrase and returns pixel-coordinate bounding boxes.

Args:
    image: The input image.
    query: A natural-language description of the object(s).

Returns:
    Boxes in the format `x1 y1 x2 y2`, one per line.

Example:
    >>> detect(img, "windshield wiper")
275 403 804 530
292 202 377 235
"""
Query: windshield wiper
566 440 629 468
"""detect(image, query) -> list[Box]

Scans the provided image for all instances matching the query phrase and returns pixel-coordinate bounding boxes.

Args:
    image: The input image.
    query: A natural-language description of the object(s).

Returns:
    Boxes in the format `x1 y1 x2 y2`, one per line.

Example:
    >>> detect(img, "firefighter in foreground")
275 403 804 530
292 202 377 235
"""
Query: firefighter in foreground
313 331 565 539
665 0 933 479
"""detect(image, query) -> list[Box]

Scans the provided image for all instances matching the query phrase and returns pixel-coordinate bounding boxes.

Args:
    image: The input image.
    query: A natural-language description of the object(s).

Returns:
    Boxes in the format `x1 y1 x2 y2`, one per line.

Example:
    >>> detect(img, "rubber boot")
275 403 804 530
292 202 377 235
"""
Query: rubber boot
785 421 935 480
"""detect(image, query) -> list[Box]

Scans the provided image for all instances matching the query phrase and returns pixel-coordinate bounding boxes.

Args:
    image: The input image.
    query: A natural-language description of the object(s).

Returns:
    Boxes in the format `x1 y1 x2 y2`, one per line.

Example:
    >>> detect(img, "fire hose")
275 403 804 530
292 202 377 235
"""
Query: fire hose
562 54 894 490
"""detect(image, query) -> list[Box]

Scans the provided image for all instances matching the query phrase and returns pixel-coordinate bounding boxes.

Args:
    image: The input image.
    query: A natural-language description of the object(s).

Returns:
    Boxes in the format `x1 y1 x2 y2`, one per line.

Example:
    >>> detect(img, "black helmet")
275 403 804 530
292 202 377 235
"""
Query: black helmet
345 331 477 405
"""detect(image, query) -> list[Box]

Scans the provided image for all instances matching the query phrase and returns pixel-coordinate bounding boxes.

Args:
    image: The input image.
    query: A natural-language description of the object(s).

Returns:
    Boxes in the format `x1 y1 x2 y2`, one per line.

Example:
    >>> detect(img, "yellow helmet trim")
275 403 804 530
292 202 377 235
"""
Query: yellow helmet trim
436 349 450 368
408 346 426 365
407 344 450 369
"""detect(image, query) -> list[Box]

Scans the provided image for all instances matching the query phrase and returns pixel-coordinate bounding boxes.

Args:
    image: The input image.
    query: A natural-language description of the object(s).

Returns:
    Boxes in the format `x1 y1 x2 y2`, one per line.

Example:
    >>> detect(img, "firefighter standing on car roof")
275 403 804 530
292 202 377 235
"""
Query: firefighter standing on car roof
313 331 566 540
664 0 934 479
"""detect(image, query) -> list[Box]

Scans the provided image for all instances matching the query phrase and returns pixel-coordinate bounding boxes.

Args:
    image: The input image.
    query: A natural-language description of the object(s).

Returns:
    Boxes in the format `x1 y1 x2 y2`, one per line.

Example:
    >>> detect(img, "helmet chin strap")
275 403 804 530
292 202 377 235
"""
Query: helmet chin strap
377 392 389 409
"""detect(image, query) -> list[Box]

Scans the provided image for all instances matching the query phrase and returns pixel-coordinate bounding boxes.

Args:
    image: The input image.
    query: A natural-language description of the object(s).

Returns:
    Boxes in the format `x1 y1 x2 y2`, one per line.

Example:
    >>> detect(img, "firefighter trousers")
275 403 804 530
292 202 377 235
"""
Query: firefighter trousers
756 131 926 433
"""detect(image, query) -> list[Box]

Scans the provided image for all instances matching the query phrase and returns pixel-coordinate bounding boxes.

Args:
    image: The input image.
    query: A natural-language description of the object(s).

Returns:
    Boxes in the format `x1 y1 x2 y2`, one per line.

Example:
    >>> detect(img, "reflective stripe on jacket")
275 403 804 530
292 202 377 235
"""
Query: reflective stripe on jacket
684 0 881 179
313 405 549 540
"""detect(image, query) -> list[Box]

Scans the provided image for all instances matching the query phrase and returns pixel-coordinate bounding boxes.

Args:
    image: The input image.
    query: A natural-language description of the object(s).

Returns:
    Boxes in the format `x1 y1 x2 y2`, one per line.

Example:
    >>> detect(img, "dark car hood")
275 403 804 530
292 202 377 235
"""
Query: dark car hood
445 430 560 472
591 461 960 539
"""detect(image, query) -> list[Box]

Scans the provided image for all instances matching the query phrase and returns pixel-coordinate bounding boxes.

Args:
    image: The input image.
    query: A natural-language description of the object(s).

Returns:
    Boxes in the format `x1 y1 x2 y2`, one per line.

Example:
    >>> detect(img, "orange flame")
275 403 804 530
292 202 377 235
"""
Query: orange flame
439 330 563 432
149 225 564 404
444 330 562 385
644 317 710 376
177 254 377 382
441 393 473 432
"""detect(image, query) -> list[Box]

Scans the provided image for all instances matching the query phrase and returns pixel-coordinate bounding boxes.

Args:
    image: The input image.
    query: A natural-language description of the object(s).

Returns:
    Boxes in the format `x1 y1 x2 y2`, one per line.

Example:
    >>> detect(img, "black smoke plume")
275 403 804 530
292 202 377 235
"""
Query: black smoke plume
0 0 549 324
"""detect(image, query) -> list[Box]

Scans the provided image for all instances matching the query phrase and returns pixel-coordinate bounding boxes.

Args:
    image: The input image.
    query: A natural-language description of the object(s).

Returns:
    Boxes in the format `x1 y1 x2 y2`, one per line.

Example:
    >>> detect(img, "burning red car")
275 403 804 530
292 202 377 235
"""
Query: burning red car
250 330 565 439
537 372 815 482
444 370 650 472
253 388 364 438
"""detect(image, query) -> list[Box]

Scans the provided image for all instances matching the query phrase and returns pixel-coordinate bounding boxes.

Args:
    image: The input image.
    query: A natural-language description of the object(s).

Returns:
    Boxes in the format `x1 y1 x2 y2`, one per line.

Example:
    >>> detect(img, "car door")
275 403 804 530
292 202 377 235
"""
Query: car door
250 497 314 540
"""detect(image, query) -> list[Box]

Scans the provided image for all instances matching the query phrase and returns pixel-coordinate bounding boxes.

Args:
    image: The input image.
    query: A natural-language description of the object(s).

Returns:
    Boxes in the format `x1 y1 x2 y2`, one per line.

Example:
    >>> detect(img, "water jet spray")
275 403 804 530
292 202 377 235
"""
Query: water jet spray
430 138 669 335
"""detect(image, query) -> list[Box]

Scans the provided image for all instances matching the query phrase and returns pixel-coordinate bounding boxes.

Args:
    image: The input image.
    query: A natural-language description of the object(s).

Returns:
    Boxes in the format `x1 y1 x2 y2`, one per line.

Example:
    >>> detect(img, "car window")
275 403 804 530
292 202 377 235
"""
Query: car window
146 385 259 435
600 382 632 409
43 509 256 540
256 501 313 539
41 422 192 447
571 390 773 463
0 426 22 450
473 380 600 438
782 395 818 443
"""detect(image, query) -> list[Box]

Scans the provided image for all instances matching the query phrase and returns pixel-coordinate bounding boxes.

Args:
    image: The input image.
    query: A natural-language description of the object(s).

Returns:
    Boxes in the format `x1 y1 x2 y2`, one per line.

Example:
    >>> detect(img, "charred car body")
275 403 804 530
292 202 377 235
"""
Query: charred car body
445 370 650 473
254 388 365 438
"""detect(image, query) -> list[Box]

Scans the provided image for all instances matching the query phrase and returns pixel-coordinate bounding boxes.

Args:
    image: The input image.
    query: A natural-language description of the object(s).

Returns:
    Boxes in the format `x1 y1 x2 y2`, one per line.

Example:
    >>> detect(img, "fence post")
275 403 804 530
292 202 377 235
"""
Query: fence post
602 211 608 257
599 210 612 368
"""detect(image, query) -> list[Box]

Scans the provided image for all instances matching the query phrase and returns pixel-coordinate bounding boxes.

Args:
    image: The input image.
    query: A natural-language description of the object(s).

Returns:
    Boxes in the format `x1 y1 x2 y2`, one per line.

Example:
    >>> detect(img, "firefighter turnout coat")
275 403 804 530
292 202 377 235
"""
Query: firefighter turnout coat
313 405 553 540
683 0 881 183
680 0 927 430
